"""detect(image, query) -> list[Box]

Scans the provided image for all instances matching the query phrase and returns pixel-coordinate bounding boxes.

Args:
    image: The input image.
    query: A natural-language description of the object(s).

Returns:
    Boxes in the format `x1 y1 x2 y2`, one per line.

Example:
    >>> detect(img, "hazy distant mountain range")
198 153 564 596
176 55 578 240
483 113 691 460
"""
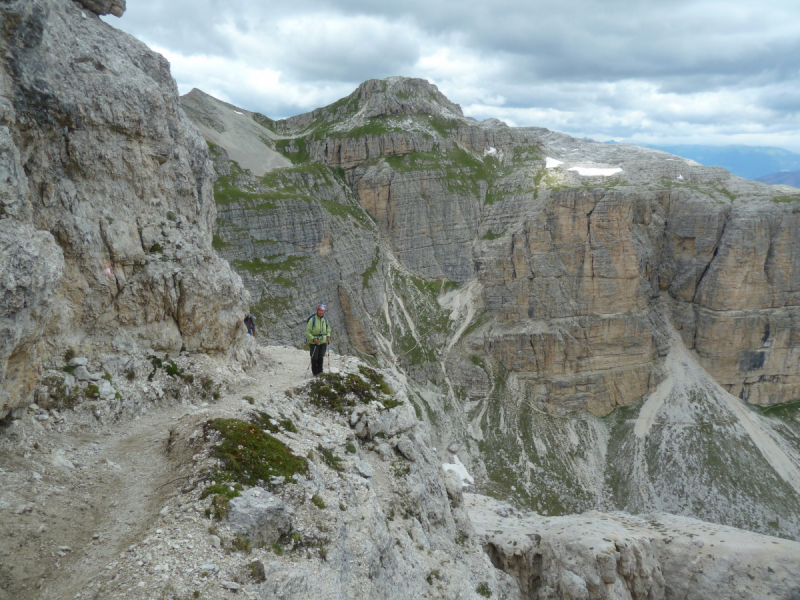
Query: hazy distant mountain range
641 143 800 186
754 170 800 187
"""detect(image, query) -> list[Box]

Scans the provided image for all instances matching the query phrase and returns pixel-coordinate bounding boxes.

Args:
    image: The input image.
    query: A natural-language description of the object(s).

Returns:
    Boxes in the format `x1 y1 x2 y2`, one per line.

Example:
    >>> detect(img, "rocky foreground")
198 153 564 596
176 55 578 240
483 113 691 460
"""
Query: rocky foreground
2 348 799 600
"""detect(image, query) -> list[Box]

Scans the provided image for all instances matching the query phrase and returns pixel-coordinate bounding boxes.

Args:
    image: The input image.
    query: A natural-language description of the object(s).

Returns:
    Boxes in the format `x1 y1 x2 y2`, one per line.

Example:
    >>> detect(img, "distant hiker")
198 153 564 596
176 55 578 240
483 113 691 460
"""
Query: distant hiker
244 313 256 337
306 304 331 376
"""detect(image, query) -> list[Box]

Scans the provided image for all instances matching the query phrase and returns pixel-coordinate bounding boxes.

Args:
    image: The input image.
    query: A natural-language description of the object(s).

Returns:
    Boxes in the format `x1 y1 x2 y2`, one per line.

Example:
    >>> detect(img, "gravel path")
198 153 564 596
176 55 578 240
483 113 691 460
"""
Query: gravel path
0 345 318 600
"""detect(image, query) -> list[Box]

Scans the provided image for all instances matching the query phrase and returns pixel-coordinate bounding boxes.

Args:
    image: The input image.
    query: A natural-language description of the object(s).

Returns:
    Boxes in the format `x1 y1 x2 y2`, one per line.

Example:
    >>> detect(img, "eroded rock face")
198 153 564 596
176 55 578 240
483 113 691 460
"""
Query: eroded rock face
0 0 250 415
76 0 125 17
181 81 800 537
189 77 800 415
468 493 800 600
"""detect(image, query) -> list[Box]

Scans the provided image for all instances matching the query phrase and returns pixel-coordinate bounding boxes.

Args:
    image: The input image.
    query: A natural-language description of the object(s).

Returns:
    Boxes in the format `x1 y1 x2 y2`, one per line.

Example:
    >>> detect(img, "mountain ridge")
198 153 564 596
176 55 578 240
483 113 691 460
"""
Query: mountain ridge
181 79 800 541
3 0 800 594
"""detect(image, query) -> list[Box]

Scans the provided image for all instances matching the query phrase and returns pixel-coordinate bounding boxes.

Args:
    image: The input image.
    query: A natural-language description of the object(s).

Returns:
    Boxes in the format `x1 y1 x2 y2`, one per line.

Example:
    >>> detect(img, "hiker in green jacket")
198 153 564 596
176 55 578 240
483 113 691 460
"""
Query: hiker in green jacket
306 304 332 376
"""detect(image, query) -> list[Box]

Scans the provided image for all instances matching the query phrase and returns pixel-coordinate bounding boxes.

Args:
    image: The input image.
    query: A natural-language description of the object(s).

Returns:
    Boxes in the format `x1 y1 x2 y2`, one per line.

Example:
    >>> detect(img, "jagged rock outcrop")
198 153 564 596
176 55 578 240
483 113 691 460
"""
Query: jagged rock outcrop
76 0 125 17
0 0 251 417
469 493 800 600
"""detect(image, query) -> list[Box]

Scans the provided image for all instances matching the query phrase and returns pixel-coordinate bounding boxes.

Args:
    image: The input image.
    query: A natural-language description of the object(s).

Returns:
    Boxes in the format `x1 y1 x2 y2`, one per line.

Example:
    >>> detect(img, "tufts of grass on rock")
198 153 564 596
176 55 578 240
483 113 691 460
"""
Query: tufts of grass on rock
201 417 308 517
308 367 401 413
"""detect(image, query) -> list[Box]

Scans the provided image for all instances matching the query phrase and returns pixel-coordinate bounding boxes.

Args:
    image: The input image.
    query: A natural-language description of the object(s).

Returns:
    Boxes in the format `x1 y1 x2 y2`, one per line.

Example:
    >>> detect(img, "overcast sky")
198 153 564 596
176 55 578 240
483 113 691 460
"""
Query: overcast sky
104 1 800 152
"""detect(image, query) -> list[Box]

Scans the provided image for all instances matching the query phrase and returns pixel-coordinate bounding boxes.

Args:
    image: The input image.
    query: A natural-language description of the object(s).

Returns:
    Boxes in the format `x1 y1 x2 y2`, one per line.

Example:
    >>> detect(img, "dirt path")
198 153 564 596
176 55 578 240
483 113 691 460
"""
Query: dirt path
0 345 317 600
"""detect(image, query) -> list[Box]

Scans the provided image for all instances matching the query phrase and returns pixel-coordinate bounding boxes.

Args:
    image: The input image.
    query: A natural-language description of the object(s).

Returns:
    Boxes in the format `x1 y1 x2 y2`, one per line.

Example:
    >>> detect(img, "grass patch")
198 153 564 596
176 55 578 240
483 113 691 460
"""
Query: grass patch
212 234 230 250
231 533 251 554
164 361 182 377
306 368 398 413
358 366 394 395
275 138 310 163
252 112 275 131
201 417 308 514
362 247 380 289
232 255 308 273
308 372 377 413
409 274 460 297
316 444 344 471
756 399 800 417
773 195 800 203
482 229 505 240
343 117 404 138
428 115 461 135
320 200 370 225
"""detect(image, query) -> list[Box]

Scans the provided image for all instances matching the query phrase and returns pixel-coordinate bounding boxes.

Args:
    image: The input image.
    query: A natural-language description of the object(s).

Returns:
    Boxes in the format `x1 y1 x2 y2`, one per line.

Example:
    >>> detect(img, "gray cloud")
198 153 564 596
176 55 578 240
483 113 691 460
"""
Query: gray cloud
104 0 800 151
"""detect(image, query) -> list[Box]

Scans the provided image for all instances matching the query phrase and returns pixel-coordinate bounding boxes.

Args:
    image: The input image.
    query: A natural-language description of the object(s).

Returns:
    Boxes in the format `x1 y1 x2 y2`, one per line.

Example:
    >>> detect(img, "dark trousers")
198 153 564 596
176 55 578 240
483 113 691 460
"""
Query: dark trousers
310 343 327 375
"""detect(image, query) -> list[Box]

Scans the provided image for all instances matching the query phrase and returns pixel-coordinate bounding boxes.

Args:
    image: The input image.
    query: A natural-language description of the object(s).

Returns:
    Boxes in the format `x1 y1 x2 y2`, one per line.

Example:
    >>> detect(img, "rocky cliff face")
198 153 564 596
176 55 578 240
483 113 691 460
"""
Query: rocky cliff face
186 77 800 542
0 0 251 419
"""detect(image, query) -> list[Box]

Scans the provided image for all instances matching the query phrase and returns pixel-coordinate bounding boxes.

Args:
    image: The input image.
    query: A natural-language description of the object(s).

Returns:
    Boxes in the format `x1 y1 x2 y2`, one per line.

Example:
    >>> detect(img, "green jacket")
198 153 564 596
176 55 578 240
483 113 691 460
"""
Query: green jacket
305 315 332 344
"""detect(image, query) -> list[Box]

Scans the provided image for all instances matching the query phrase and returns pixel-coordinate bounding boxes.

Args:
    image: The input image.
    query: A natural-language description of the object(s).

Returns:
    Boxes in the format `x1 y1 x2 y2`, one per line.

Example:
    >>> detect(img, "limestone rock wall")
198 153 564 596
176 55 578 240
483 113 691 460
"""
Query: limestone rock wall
0 0 250 417
188 78 800 414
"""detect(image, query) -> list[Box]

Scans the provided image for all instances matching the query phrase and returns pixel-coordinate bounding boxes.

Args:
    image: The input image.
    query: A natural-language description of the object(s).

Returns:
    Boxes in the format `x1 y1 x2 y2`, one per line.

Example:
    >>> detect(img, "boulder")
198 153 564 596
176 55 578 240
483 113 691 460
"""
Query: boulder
226 487 293 546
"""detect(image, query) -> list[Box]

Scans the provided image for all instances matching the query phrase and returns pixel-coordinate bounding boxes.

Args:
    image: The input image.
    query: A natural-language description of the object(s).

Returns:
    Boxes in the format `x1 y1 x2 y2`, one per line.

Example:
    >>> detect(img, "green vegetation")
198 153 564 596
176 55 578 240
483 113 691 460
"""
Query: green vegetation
476 583 492 598
773 195 800 203
164 361 181 377
604 390 800 536
426 570 441 585
311 494 326 509
212 234 230 250
307 369 399 413
358 365 393 395
232 255 307 273
475 359 602 514
409 274 460 297
343 117 404 138
756 399 800 417
512 145 544 163
251 112 275 131
252 411 298 434
231 533 251 554
362 247 380 289
428 114 461 135
482 229 505 240
461 311 489 338
274 137 310 163
316 444 344 471
320 199 370 226
200 417 308 517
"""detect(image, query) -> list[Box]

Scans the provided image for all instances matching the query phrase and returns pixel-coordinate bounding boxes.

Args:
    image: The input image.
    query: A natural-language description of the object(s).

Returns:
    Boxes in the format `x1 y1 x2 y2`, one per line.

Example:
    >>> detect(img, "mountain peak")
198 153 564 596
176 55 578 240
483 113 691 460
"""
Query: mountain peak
350 76 464 119
277 76 465 134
